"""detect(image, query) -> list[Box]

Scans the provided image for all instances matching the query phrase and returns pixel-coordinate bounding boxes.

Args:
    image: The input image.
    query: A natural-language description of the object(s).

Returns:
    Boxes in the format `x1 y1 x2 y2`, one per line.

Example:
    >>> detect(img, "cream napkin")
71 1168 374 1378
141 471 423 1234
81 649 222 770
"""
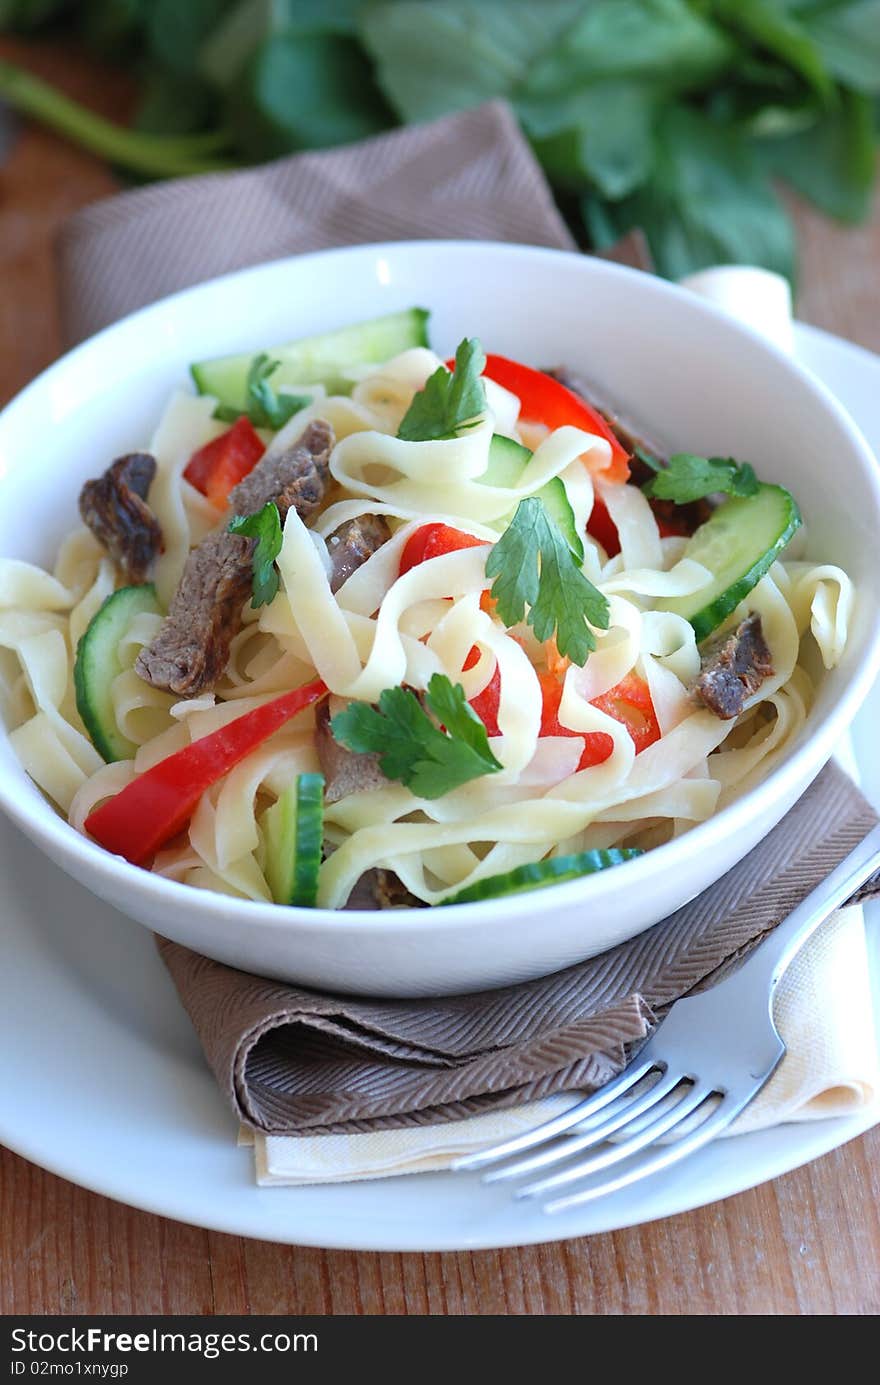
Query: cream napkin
246 901 879 1183
245 270 880 1186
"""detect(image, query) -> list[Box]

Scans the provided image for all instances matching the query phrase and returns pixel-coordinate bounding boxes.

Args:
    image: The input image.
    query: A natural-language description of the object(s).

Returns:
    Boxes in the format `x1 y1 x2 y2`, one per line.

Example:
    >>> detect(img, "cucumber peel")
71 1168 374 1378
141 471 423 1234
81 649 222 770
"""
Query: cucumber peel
191 308 430 414
657 483 801 642
440 847 642 905
263 772 325 907
74 584 162 763
483 434 584 562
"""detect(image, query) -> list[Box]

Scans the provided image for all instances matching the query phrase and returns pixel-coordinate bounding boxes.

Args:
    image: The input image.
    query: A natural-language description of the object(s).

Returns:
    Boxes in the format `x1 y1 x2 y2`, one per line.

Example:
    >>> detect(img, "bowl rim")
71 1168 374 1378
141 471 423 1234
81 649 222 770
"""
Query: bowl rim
2 237 880 938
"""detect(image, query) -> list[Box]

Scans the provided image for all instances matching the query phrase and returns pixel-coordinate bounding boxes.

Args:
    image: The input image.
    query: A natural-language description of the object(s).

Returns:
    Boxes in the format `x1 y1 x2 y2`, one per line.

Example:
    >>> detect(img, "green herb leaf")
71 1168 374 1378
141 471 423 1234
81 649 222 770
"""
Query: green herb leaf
760 88 876 223
200 0 368 90
584 105 796 284
360 0 582 123
642 453 760 504
520 0 736 93
397 337 487 442
145 0 234 79
330 673 503 799
226 32 392 161
800 0 880 95
216 353 312 429
228 500 283 607
712 0 833 103
485 498 610 666
247 353 312 428
518 82 658 201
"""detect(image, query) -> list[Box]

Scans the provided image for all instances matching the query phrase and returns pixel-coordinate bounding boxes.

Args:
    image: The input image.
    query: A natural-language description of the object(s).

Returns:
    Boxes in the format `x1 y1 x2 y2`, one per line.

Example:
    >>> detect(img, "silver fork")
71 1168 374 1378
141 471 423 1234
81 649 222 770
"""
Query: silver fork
454 822 880 1213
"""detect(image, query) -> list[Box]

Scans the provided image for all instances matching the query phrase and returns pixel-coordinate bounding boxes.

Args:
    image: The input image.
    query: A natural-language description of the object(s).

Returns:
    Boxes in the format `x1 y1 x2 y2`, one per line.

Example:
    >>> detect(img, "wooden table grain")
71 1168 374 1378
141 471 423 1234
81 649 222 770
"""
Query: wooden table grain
2 38 880 1318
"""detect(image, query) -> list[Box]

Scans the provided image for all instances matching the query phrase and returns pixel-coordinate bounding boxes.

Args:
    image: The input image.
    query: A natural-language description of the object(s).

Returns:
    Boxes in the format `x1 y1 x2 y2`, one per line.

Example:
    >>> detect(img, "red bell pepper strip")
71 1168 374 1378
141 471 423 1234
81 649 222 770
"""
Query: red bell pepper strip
539 674 614 769
85 679 328 865
468 662 501 737
586 498 621 558
399 522 486 575
591 673 661 755
183 416 266 510
399 522 496 616
540 671 660 769
445 352 630 483
467 663 660 767
587 498 693 558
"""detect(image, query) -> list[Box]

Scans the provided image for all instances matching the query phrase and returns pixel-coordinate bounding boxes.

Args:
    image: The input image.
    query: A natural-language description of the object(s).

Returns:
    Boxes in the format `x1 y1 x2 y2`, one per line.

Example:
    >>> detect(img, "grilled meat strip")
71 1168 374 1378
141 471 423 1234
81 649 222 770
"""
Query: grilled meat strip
136 420 335 696
78 452 162 584
228 418 333 523
344 868 425 910
326 513 391 594
694 612 773 720
314 698 389 803
133 531 255 697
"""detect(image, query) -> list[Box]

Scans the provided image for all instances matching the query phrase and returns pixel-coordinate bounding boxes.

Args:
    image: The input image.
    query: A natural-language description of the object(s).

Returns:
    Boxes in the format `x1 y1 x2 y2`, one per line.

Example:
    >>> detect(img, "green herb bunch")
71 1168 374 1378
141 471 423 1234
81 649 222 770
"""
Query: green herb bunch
1 0 878 281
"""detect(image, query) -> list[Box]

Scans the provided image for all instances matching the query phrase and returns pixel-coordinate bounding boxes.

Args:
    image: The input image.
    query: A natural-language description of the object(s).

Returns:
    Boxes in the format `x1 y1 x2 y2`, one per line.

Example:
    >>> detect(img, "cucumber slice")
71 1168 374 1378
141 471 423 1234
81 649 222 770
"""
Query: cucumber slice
263 772 325 907
483 434 584 561
191 308 430 414
657 483 801 642
440 847 641 905
481 434 533 486
74 584 162 763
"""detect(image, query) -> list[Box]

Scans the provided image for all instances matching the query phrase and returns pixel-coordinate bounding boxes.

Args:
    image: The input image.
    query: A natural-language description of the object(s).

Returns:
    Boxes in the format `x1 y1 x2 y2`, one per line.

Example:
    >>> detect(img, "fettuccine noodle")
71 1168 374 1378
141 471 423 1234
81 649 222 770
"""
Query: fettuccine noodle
0 343 854 909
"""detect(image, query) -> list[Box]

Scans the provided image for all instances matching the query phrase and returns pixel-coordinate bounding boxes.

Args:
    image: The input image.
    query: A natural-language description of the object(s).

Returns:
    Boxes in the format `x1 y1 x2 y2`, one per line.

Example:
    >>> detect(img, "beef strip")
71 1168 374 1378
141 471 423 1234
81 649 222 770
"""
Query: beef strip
693 612 774 720
543 366 712 535
136 418 336 695
78 452 162 583
134 532 255 695
344 868 425 910
228 418 333 521
315 698 389 803
326 513 391 594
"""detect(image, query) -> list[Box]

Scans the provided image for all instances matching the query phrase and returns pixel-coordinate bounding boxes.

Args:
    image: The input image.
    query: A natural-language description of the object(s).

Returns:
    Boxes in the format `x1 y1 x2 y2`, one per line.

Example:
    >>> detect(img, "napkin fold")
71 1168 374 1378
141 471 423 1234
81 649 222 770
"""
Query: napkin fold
159 762 880 1139
55 101 575 348
242 902 880 1185
54 101 880 1187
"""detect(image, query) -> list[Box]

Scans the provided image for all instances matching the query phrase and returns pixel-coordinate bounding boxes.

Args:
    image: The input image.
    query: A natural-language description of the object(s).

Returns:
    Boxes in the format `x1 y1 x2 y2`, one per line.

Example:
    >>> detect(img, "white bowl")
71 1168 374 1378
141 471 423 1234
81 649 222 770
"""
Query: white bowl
1 242 879 997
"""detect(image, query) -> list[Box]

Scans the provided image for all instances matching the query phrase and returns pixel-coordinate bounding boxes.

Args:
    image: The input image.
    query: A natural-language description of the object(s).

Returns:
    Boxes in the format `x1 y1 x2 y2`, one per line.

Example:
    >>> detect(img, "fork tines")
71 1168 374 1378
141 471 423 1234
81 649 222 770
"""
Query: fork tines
455 1067 736 1212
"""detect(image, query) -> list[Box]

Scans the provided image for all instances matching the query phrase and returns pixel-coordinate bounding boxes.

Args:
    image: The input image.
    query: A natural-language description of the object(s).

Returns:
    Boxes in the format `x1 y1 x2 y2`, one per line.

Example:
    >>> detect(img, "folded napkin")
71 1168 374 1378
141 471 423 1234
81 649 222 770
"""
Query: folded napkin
54 102 880 1187
239 902 879 1185
159 761 880 1142
55 101 574 348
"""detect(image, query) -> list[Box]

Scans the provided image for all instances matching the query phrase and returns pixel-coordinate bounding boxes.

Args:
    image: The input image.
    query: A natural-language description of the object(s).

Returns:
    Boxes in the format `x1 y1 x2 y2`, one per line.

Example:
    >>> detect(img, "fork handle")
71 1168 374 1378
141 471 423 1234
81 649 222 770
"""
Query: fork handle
738 821 880 996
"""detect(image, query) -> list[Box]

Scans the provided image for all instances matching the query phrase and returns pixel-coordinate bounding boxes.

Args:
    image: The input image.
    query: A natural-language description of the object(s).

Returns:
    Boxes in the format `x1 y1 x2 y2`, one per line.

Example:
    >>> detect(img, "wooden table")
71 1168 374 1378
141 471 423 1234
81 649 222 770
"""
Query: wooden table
2 38 880 1318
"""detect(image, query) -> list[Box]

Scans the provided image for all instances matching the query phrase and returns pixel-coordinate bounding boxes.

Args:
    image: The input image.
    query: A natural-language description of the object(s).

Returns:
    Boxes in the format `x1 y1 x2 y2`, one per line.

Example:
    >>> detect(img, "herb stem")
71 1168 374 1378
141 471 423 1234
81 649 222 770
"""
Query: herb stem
0 59 237 177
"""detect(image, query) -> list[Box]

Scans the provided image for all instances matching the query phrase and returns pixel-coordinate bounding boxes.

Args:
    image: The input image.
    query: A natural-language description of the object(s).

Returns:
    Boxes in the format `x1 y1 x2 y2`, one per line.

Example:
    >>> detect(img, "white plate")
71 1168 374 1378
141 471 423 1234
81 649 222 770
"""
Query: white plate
0 321 878 1251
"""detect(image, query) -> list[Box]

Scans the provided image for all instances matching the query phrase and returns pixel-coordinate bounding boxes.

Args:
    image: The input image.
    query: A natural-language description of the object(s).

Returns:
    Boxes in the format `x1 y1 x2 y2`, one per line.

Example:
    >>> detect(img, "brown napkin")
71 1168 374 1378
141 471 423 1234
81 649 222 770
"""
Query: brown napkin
55 101 879 1139
158 763 880 1135
55 101 575 348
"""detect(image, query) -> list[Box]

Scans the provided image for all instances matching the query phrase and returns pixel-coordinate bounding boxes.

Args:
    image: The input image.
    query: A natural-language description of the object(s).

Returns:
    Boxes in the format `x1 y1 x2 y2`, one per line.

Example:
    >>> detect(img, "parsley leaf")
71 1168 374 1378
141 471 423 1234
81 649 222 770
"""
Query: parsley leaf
486 498 609 667
397 337 487 442
330 673 502 800
215 353 312 429
642 453 760 504
228 500 283 608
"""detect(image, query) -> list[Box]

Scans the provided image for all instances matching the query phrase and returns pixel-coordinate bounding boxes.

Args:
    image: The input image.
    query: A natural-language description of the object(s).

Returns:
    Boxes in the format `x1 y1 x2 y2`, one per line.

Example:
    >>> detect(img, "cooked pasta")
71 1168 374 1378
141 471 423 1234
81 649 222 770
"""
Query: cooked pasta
0 321 854 910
